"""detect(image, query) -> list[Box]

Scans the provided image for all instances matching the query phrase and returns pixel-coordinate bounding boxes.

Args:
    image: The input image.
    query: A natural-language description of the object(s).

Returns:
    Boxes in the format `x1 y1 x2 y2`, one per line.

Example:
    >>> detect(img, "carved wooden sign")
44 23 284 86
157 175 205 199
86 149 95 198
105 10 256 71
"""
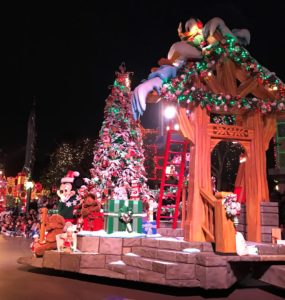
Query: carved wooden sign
208 124 254 140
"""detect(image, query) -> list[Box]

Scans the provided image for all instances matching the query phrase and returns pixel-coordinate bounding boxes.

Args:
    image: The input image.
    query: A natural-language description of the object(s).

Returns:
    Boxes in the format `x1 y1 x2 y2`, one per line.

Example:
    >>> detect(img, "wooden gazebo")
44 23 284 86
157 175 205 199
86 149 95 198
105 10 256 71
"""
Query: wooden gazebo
141 23 285 252
174 31 284 250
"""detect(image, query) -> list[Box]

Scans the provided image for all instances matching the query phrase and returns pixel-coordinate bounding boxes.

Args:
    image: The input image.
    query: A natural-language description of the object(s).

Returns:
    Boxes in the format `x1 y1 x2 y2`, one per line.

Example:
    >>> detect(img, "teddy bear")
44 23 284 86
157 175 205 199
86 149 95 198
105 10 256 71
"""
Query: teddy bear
81 193 103 231
34 214 65 257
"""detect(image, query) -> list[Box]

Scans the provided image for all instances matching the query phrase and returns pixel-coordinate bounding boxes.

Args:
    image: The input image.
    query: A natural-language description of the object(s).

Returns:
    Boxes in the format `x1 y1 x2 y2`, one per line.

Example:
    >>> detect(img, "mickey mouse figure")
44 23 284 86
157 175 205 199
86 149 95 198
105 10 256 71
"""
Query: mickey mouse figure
57 170 83 224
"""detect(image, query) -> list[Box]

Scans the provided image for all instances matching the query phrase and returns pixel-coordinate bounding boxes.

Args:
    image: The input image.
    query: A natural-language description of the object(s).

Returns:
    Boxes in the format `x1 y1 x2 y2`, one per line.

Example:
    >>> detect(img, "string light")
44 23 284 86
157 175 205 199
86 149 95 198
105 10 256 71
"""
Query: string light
159 34 285 113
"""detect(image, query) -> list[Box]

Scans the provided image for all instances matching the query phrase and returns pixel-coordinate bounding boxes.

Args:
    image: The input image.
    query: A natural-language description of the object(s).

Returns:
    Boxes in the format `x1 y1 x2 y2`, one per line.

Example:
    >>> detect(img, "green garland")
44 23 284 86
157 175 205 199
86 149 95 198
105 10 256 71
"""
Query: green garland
160 34 285 114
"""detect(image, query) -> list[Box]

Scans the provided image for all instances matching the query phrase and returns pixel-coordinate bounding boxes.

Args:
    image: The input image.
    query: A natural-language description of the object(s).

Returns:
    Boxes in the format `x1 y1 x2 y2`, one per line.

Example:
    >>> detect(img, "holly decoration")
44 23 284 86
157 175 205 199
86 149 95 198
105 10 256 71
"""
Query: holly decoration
160 34 285 113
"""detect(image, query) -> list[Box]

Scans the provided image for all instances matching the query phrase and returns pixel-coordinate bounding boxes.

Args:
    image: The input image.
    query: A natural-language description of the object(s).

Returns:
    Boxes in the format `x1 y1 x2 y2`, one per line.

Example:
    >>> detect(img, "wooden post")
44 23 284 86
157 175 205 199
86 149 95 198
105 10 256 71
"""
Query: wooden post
244 112 270 242
184 106 212 242
272 228 281 244
215 199 237 254
40 208 48 242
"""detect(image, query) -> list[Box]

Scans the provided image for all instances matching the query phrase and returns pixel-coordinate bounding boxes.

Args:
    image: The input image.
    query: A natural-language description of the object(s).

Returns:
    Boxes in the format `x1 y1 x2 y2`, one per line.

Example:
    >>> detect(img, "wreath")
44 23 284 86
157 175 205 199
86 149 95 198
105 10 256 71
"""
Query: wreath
222 193 241 228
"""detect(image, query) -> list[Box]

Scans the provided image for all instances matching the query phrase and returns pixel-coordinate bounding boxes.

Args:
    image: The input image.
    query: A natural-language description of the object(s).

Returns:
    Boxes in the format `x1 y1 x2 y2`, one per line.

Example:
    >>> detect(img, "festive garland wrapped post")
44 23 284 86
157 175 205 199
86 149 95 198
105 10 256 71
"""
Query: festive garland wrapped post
222 193 241 228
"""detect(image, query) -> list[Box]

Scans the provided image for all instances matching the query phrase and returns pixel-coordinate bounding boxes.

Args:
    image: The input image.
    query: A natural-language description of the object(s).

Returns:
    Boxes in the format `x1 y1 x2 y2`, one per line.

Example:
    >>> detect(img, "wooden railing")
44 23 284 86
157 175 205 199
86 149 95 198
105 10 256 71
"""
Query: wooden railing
200 189 237 253
200 188 216 242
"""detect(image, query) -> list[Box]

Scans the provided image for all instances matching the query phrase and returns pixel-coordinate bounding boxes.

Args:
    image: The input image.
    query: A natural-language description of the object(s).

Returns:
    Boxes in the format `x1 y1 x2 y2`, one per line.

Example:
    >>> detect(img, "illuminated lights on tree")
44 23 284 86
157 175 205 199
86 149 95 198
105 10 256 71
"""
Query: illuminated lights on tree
88 64 151 203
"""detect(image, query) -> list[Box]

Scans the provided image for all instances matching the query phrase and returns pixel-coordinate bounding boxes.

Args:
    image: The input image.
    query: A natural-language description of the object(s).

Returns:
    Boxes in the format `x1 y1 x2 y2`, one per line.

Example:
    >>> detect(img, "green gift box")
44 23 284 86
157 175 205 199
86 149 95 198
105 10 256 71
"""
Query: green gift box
104 199 143 234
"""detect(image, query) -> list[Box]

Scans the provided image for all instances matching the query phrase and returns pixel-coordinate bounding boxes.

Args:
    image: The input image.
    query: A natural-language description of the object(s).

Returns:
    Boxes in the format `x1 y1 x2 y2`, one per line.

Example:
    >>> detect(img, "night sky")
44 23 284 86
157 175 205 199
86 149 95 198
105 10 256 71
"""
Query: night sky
3 1 285 180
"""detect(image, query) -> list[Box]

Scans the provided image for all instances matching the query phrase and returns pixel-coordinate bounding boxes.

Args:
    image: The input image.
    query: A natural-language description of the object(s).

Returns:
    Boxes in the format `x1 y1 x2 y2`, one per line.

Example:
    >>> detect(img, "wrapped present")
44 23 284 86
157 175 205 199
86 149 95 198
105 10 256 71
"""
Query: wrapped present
83 212 104 231
104 199 143 234
142 221 157 235
56 230 77 253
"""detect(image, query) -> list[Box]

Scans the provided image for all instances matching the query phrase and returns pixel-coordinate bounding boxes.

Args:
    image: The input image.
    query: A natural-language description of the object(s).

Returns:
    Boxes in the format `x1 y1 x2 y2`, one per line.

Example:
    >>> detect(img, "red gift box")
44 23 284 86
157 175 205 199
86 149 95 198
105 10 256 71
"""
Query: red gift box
83 212 104 231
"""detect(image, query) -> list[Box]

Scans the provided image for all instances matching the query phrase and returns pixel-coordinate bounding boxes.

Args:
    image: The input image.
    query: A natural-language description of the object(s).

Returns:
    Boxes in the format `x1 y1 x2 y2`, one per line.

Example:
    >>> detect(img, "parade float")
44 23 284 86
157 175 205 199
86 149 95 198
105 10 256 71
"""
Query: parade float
18 17 285 290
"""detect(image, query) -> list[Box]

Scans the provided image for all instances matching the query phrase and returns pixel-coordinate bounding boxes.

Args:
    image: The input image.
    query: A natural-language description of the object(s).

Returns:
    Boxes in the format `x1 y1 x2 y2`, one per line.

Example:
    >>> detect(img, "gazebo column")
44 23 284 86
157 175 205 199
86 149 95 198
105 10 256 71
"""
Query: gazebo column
244 112 270 242
183 106 211 242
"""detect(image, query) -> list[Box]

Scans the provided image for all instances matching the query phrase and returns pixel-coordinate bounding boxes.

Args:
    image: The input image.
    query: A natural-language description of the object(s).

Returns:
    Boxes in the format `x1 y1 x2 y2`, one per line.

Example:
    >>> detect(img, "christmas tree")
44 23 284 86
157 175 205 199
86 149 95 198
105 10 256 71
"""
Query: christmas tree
88 63 151 204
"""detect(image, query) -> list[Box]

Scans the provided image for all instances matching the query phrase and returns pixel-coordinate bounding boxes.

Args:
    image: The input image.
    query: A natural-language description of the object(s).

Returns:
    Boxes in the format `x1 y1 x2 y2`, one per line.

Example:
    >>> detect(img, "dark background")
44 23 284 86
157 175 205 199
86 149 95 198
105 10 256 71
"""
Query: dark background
2 1 285 180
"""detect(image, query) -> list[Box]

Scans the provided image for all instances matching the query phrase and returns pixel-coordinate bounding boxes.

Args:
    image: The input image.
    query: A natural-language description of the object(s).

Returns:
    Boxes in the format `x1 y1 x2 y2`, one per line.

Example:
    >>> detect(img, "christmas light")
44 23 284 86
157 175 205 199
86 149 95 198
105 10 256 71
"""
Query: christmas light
239 153 247 163
174 123 180 130
25 181 34 190
159 33 285 114
164 106 176 119
88 64 152 204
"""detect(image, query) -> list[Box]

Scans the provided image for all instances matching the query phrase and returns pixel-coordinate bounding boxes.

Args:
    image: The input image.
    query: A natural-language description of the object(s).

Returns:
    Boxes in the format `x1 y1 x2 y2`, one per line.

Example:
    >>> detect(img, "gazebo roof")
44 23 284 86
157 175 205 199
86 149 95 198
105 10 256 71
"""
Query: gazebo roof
160 32 285 116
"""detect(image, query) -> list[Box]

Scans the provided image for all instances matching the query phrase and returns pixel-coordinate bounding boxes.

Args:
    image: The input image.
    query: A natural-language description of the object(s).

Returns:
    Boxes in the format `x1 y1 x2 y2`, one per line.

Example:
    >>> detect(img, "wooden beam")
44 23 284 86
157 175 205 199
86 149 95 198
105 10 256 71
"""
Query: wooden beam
237 77 258 97
222 60 237 96
202 225 215 242
200 187 216 208
252 85 278 101
236 66 278 100
204 74 224 94
235 67 248 83
216 62 224 90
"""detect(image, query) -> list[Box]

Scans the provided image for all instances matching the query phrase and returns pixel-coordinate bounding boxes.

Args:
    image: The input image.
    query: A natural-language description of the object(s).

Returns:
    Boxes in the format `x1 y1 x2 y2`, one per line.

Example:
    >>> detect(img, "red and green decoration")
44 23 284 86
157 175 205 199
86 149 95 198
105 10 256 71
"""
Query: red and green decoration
210 113 236 125
160 34 285 113
88 63 151 204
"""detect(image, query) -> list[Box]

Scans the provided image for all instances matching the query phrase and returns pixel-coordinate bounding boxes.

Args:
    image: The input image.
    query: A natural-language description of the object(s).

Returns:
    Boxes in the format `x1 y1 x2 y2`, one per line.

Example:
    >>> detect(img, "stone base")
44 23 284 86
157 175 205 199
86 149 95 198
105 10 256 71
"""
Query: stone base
17 235 285 290
261 202 279 243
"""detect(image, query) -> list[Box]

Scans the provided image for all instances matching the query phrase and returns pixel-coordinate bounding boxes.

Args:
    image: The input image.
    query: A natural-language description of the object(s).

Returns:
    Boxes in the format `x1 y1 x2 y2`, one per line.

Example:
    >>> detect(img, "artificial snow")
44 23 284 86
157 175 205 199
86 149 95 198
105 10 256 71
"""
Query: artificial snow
77 230 146 238
146 233 161 238
153 260 175 265
182 248 201 253
109 260 126 265
154 237 182 242
125 252 139 256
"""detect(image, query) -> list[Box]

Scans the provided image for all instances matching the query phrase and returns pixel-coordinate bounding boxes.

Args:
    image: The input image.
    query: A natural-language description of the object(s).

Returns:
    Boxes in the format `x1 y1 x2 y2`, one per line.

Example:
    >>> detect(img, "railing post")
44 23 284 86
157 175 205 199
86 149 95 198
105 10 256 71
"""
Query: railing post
214 194 236 254
40 207 48 242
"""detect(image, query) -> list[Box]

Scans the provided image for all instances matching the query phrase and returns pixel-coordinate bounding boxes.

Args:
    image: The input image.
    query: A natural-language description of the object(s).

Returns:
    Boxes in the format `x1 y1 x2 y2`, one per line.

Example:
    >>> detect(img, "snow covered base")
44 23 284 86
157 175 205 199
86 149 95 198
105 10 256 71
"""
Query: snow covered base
77 229 147 238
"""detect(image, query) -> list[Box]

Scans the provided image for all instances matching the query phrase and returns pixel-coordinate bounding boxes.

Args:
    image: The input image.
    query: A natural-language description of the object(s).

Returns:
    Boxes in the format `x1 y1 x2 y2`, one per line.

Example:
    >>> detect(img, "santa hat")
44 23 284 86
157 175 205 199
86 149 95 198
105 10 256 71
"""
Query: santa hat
61 170 80 184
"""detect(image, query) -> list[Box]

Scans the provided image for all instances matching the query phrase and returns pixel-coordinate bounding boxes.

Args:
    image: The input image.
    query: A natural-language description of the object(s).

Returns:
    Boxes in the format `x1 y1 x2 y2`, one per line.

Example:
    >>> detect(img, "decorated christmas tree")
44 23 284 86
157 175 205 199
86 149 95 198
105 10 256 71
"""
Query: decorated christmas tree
88 63 151 205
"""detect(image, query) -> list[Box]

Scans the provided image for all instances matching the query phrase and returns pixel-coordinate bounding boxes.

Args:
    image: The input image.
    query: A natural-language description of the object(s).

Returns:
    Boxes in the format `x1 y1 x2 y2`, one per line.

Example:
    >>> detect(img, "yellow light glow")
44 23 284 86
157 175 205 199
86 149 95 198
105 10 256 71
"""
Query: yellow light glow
189 25 202 36
164 106 176 119
25 181 34 190
239 154 247 163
